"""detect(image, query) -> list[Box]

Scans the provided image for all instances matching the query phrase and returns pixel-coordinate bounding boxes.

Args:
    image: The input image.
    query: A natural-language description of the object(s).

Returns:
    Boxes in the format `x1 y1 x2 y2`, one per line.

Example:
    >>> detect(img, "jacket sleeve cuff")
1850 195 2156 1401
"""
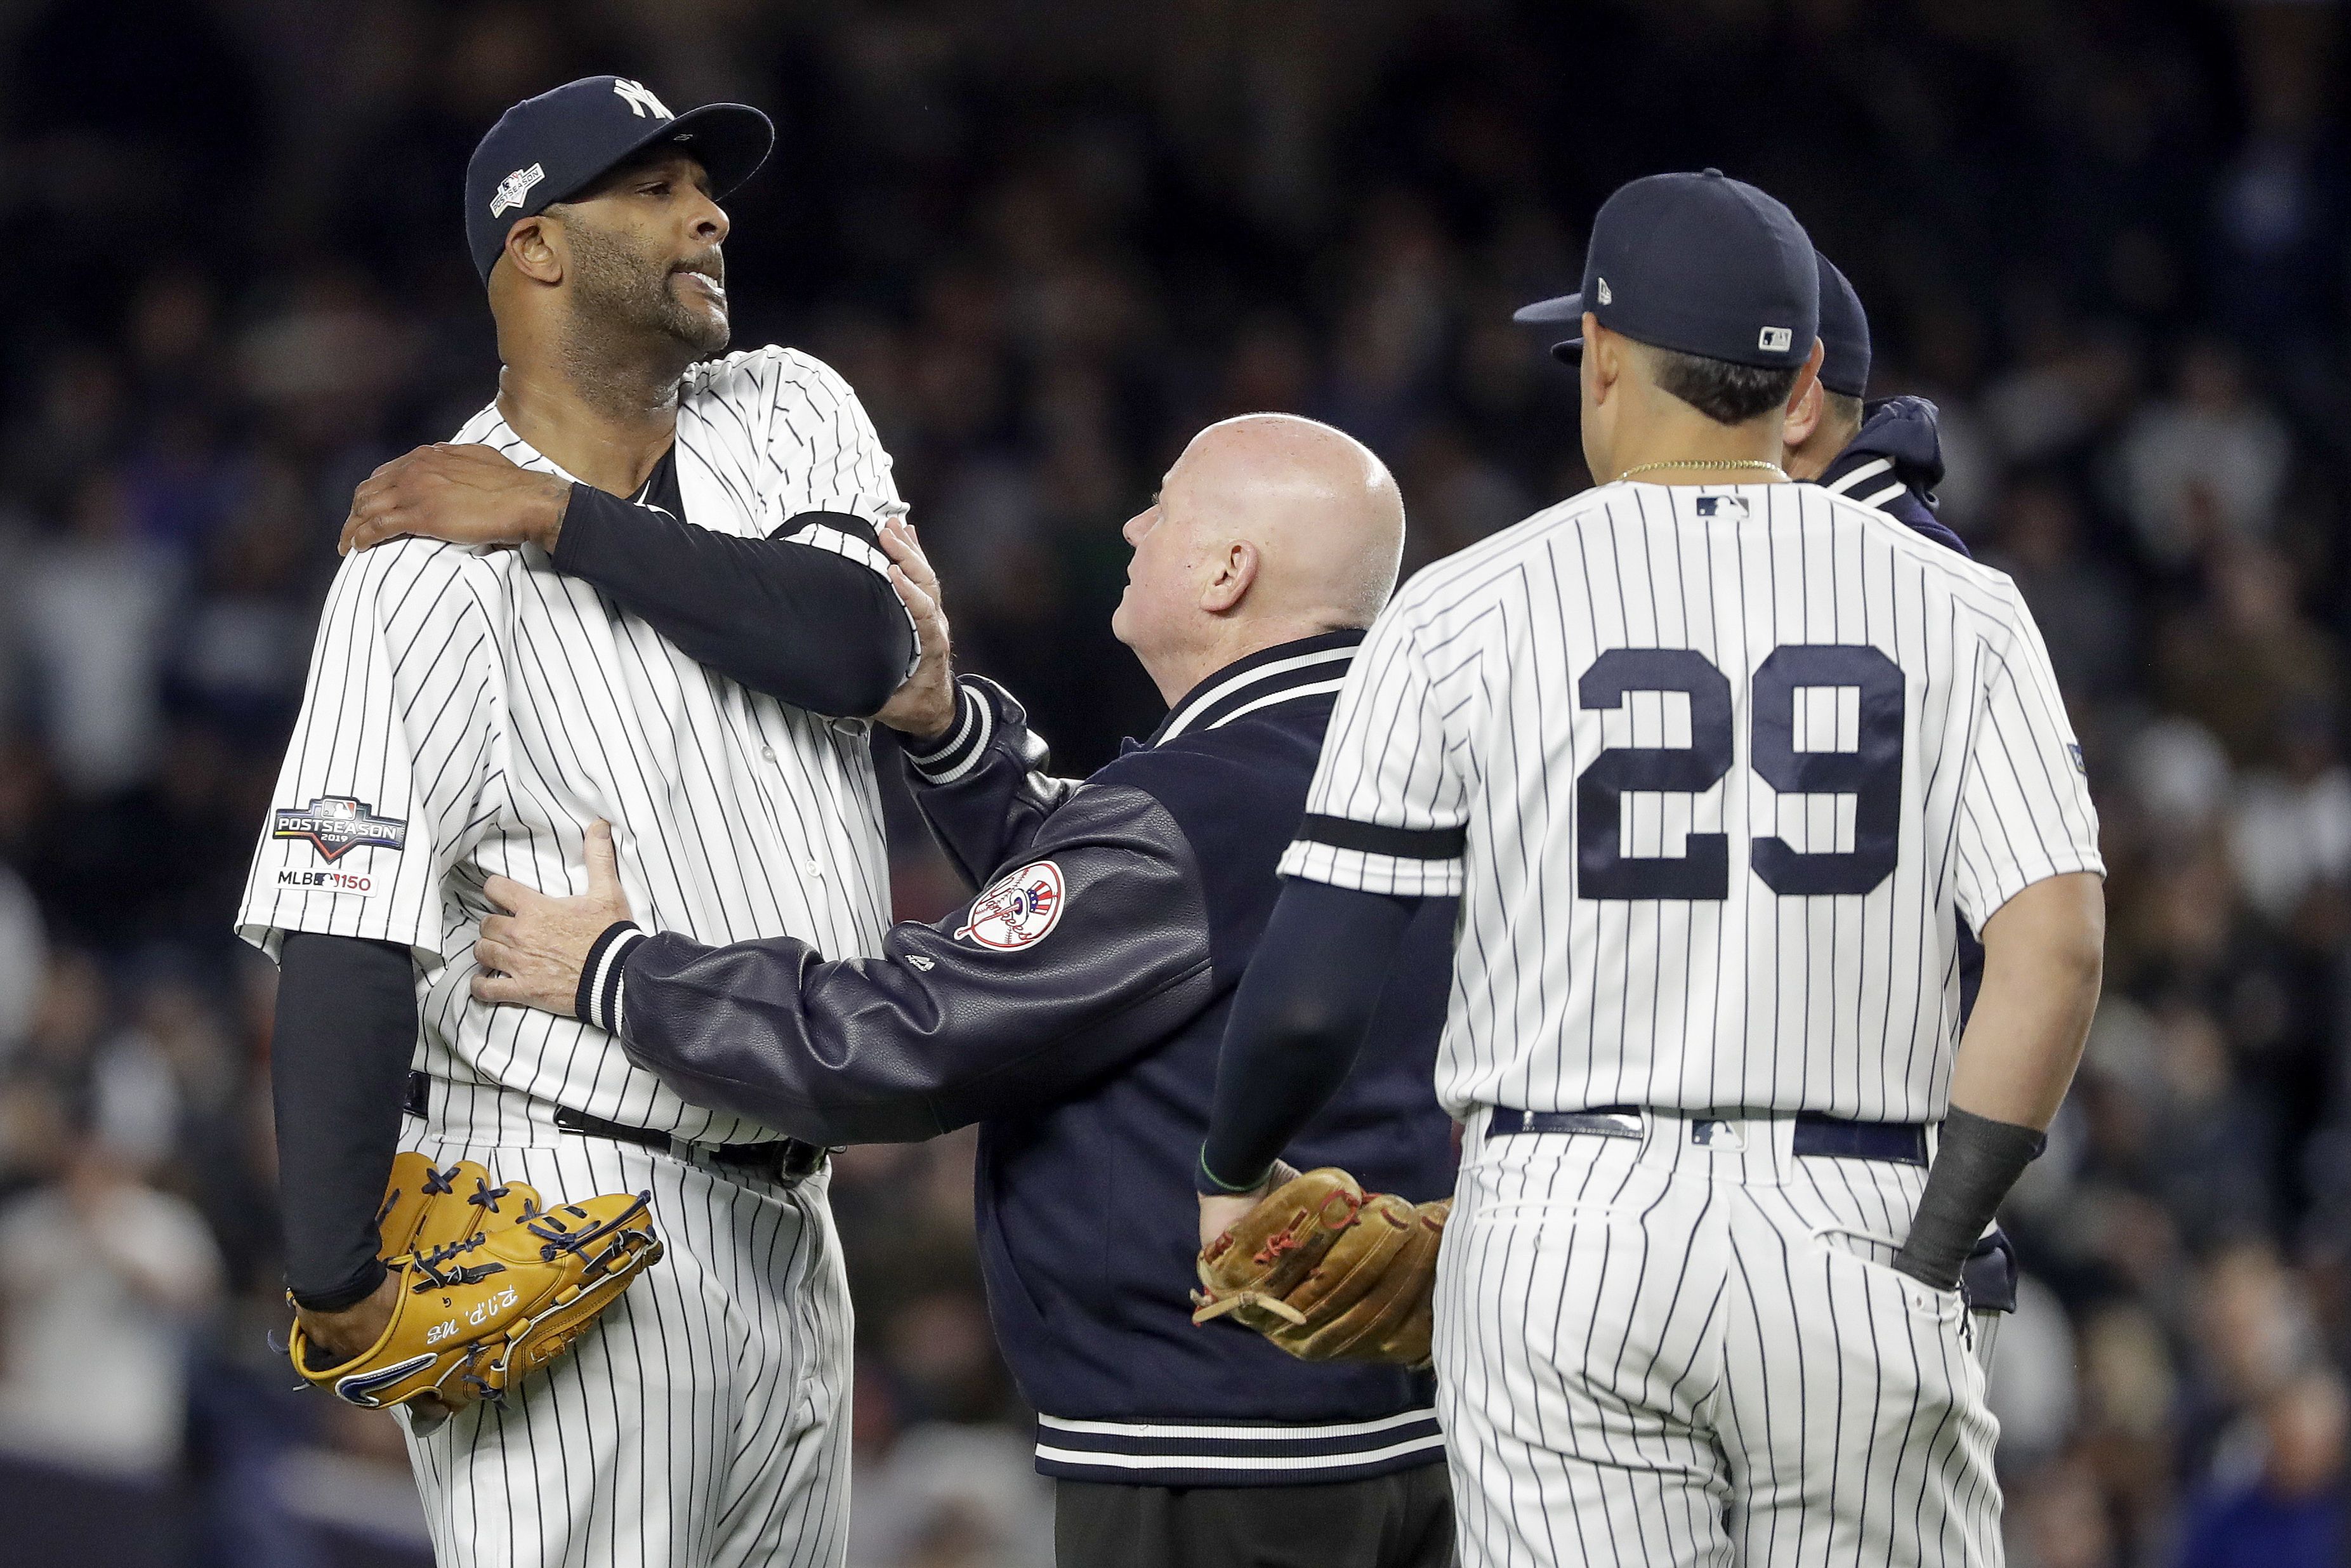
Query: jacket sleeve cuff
904 680 992 785
577 921 648 1034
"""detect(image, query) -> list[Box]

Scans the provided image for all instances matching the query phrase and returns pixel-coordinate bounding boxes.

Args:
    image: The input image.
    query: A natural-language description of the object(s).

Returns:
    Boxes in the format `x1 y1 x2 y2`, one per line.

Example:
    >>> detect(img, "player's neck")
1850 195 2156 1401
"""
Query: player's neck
1604 407 1788 485
496 359 682 498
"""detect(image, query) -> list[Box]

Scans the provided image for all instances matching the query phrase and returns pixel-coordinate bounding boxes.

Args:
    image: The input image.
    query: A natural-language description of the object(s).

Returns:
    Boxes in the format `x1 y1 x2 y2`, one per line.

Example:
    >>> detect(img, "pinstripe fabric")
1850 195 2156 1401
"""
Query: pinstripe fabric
1276 478 2086 1565
235 345 904 1143
237 343 900 1568
1437 1114 1999 1567
1282 480 2102 1124
397 1116 853 1568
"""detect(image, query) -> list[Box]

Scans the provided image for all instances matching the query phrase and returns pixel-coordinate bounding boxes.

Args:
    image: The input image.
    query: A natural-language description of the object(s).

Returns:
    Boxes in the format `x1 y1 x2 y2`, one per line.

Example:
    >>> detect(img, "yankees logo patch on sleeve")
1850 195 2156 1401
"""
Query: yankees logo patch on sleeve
955 860 1065 951
272 795 409 862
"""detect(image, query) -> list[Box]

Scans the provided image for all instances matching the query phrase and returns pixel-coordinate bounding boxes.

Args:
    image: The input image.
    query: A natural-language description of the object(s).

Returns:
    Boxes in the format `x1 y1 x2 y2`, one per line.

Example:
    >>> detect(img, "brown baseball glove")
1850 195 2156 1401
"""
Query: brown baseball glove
288 1155 661 1413
372 1150 543 1258
1192 1166 1450 1368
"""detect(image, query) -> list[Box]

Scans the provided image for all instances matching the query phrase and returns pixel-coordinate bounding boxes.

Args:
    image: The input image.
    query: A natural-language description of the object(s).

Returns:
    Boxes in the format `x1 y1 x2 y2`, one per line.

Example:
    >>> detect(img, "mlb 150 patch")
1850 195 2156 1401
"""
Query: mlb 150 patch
273 796 409 862
276 867 378 897
955 860 1065 951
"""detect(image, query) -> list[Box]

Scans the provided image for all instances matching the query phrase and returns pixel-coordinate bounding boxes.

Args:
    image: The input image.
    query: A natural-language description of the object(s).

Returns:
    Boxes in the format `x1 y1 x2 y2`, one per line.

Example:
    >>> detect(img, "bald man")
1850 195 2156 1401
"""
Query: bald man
470 414 1461 1568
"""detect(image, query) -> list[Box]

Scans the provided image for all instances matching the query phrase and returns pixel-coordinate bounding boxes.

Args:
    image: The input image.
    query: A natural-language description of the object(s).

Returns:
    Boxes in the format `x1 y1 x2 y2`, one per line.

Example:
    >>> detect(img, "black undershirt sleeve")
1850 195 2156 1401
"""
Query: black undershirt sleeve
551 487 914 717
1197 878 1421 1193
272 932 419 1311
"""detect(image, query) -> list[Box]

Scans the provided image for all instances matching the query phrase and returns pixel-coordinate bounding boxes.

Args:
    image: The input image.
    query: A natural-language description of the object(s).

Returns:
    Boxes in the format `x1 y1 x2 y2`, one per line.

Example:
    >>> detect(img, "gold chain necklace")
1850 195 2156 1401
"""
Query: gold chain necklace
1615 458 1789 483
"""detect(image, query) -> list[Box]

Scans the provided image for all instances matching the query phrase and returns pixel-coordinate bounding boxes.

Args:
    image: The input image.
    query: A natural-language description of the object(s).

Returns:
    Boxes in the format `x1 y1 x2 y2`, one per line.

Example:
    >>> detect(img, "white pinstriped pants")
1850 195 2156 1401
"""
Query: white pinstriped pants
394 1121 854 1568
1436 1109 2001 1568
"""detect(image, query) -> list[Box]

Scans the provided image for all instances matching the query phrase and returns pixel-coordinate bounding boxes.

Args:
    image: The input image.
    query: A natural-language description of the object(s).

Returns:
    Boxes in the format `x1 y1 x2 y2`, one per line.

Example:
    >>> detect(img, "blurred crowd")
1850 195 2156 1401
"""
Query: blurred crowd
0 1 2341 1564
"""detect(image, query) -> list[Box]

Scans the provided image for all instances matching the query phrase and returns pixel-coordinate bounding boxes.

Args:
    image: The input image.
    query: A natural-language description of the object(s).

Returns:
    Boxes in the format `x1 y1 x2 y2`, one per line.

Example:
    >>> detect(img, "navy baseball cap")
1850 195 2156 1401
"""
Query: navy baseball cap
1513 169 1819 371
1815 253 1871 397
464 76 774 283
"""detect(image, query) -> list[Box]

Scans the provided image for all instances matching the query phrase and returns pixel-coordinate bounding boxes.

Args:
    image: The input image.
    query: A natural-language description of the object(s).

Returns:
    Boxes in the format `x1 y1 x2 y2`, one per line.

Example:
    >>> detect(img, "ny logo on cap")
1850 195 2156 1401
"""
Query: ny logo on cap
490 162 544 217
612 78 673 119
1758 326 1793 352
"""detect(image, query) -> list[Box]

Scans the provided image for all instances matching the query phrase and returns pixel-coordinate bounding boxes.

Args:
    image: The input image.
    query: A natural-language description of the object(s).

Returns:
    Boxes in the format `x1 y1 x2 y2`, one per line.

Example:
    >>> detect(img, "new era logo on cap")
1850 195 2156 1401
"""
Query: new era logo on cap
1597 277 1614 306
612 79 672 119
490 163 544 217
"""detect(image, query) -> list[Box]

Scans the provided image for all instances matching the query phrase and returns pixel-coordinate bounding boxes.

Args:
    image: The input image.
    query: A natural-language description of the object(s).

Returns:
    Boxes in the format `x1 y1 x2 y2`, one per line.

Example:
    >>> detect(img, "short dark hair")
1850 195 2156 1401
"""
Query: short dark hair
1643 344 1802 426
1824 390 1866 440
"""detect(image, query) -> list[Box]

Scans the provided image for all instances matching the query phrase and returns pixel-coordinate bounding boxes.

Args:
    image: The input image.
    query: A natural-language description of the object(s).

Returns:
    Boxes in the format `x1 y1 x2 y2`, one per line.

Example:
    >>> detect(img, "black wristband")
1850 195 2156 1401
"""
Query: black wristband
289 1255 387 1314
1892 1108 2046 1291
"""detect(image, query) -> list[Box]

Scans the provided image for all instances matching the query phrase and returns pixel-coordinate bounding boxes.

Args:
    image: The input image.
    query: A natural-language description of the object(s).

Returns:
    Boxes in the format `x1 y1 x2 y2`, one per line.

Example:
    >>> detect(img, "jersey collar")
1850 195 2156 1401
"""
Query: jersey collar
1147 629 1366 748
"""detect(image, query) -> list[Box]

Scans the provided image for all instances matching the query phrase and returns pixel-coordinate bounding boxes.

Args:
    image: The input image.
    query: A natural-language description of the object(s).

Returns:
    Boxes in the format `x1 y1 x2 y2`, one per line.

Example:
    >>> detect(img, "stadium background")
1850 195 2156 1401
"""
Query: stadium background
0 1 2341 1564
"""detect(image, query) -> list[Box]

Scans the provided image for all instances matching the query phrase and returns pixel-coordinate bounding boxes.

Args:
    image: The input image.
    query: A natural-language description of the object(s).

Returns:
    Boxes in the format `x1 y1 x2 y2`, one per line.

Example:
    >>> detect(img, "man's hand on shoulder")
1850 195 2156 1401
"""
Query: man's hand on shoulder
473 820 636 1017
340 444 572 557
873 517 958 742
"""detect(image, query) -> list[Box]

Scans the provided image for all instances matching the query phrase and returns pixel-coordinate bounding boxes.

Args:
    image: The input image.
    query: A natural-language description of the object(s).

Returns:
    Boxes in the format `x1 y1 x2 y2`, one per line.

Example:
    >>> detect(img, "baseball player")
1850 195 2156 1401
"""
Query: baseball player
381 415 1464 1568
239 77 917 1567
1197 170 2107 1566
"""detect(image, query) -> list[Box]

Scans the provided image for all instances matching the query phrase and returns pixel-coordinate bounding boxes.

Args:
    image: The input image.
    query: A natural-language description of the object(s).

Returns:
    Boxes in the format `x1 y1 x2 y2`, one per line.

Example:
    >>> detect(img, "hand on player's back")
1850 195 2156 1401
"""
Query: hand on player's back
873 517 958 741
339 443 572 557
473 820 637 1017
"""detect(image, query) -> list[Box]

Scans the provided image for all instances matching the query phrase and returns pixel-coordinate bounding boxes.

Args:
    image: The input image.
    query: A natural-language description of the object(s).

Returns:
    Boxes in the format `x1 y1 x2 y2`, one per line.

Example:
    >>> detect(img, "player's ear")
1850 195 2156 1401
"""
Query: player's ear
1584 313 1619 404
1782 370 1824 449
1779 338 1826 435
505 216 563 286
1200 539 1258 614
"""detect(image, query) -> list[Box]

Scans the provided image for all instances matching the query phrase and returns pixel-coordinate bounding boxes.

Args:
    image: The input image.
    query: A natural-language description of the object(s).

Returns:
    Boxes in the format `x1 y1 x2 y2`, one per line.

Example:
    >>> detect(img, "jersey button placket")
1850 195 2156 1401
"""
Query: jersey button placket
753 742 825 882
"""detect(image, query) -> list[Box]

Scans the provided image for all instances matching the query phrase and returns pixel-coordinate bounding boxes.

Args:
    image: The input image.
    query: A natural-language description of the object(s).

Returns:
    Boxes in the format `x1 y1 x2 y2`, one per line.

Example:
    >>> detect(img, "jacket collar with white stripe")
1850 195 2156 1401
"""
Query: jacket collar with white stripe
1815 393 1945 513
1144 629 1366 749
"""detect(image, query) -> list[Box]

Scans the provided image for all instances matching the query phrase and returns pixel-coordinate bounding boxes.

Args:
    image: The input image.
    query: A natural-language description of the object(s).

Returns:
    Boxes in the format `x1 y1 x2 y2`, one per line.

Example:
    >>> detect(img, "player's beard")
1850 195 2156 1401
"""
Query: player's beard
563 218 730 362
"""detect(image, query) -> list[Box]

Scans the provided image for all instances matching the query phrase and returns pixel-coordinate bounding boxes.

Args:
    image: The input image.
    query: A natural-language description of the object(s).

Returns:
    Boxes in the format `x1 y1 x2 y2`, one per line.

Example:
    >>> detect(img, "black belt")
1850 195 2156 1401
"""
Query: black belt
405 1071 827 1183
1487 1105 1928 1167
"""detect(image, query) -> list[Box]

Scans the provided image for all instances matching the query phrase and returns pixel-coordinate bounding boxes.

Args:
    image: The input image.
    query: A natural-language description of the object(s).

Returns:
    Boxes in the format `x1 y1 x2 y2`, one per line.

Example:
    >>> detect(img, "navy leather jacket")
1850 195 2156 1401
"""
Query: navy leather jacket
596 633 1459 1484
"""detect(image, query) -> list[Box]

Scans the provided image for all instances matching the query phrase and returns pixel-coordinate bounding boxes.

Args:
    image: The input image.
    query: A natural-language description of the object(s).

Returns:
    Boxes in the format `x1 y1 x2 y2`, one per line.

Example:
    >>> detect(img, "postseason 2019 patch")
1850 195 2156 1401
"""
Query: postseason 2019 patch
272 795 409 862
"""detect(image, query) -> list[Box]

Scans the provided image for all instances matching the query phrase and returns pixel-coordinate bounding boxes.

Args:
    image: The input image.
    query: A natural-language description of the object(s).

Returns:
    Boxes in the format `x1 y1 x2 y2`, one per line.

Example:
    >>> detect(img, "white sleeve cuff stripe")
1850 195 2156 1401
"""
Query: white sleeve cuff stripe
577 923 648 1034
910 685 994 785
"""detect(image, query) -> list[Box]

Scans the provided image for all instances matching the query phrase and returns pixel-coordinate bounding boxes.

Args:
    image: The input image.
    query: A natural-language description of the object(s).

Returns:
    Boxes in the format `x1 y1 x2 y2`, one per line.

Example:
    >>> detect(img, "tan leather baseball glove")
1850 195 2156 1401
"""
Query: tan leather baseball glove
289 1154 662 1413
1192 1166 1449 1368
373 1150 543 1258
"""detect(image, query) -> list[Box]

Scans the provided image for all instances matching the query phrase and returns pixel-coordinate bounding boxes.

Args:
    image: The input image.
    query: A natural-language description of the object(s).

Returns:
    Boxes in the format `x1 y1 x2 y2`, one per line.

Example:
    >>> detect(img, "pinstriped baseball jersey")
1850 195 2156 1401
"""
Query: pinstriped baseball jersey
235 345 905 1145
1282 478 2102 1124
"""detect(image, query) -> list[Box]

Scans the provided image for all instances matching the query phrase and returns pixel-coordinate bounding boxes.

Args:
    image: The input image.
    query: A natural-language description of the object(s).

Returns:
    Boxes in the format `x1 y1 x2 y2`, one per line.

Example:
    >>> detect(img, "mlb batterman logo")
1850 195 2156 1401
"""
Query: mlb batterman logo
955 860 1066 951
